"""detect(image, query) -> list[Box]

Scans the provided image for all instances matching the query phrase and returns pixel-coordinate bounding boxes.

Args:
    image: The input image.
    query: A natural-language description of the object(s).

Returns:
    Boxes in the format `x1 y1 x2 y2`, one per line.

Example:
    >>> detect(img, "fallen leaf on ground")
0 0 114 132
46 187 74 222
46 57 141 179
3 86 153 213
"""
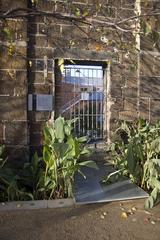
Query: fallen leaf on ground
121 212 128 219
120 207 125 211
144 210 151 215
128 209 134 215
16 204 22 208
151 220 156 225
100 214 105 219
131 207 137 211
144 217 150 223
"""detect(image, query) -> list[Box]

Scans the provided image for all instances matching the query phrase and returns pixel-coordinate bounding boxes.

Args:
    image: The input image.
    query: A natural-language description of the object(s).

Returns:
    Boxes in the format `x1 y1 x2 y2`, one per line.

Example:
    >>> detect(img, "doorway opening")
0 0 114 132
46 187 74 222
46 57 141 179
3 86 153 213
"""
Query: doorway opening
55 60 106 142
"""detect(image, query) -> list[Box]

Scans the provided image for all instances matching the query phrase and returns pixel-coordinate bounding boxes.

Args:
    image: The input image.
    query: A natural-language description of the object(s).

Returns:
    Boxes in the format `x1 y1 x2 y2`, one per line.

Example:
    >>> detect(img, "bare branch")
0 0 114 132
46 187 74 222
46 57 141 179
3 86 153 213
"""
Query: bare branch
0 7 160 33
0 8 132 32
117 12 160 25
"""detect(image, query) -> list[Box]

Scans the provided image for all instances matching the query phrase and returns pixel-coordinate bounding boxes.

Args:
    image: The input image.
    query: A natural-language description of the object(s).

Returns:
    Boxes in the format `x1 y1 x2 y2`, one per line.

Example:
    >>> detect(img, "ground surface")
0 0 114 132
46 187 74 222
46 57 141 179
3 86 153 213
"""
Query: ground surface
0 199 160 240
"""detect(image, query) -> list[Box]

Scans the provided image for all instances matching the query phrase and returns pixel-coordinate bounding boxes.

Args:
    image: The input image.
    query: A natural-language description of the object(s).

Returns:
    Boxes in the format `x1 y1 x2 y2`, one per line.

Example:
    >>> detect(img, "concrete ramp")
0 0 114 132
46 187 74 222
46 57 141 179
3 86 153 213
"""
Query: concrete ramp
74 163 148 204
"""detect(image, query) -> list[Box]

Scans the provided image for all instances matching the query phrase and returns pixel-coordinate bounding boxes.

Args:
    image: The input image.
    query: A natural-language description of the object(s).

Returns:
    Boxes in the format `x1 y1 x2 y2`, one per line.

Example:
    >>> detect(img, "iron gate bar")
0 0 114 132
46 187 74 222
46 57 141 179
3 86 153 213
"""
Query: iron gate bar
96 69 98 139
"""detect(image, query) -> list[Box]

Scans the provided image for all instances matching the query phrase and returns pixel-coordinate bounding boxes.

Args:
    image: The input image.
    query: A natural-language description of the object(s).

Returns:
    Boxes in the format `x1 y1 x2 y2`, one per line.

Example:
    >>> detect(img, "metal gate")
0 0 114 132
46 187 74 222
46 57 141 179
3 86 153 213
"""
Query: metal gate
55 64 104 141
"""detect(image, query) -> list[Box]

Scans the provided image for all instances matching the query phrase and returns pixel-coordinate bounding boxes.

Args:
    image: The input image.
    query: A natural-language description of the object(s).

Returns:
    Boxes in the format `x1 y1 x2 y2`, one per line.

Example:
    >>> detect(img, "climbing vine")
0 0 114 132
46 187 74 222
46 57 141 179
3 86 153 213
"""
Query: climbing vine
0 1 160 60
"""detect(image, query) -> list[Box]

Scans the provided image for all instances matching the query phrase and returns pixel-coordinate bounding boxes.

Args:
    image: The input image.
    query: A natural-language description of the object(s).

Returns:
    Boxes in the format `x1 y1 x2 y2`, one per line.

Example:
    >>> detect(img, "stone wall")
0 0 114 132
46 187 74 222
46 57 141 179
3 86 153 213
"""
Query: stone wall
0 0 28 163
140 1 160 122
0 0 160 161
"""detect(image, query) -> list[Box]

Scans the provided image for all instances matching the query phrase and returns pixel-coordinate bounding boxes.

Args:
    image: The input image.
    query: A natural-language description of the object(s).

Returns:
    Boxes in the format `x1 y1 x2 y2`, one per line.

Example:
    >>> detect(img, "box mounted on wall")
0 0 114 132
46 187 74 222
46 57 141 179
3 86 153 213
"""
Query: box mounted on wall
28 94 53 111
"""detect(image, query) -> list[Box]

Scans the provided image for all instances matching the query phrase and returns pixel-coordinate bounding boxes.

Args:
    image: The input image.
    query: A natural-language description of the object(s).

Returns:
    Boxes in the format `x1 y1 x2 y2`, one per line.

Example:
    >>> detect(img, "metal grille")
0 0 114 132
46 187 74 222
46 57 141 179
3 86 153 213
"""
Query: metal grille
56 64 104 141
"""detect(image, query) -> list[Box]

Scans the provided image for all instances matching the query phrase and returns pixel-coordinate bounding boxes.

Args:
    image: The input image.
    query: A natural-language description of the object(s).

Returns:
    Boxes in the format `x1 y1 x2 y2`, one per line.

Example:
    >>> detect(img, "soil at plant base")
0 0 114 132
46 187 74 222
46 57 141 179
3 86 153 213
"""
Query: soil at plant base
0 199 160 240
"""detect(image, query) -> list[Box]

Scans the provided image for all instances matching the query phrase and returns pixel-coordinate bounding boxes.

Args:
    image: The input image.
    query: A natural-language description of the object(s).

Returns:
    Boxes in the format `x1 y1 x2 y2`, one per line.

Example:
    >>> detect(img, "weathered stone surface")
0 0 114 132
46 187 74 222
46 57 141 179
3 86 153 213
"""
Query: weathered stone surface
111 75 124 88
32 72 45 84
150 99 160 122
153 55 160 76
124 65 137 78
0 70 27 96
121 0 135 7
0 0 26 11
0 70 14 95
111 88 122 98
29 112 51 122
125 77 138 88
7 20 27 41
5 122 28 145
53 48 114 61
140 53 155 77
140 76 160 98
14 71 27 96
119 110 138 121
0 47 27 69
35 47 53 59
141 36 155 52
109 98 124 111
33 84 53 94
29 122 44 146
124 98 138 112
44 24 61 38
111 64 124 78
139 98 150 120
44 72 54 85
0 96 27 121
122 87 138 98
35 35 48 47
62 25 88 40
37 0 56 12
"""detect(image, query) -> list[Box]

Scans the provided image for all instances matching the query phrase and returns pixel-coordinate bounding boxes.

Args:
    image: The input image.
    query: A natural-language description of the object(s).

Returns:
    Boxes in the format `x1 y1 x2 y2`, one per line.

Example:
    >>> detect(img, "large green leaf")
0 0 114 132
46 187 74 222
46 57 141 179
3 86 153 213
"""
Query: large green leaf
31 152 40 170
64 124 71 136
53 143 69 159
126 144 136 174
77 136 88 143
43 145 51 163
150 178 160 191
81 148 90 155
67 136 80 158
152 159 160 167
79 160 98 170
145 195 154 209
151 137 160 153
54 117 65 142
0 145 4 157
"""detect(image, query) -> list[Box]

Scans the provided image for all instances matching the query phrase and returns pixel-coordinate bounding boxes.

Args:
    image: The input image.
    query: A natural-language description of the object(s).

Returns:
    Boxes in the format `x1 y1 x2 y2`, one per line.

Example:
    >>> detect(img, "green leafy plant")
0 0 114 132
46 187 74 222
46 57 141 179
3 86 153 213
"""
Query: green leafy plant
104 119 160 208
19 152 44 200
0 145 30 201
42 116 98 198
0 117 97 202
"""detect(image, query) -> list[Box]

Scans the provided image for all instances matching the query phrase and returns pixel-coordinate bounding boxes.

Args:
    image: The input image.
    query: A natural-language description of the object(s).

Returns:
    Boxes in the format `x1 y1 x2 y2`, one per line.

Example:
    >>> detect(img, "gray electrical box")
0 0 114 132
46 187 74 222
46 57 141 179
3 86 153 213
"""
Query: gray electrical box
28 94 53 111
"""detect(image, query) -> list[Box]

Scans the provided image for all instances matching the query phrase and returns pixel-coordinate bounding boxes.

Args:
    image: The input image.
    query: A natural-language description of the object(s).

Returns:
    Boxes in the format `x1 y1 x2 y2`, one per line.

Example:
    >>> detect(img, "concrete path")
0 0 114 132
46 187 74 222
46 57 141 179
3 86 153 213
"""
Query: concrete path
0 199 160 240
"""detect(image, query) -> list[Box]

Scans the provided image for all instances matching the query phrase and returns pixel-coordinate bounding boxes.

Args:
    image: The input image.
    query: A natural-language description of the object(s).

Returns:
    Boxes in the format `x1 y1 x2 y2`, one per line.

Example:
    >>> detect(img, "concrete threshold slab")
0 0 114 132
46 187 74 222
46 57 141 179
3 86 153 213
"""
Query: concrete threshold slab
74 164 149 205
0 199 74 211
